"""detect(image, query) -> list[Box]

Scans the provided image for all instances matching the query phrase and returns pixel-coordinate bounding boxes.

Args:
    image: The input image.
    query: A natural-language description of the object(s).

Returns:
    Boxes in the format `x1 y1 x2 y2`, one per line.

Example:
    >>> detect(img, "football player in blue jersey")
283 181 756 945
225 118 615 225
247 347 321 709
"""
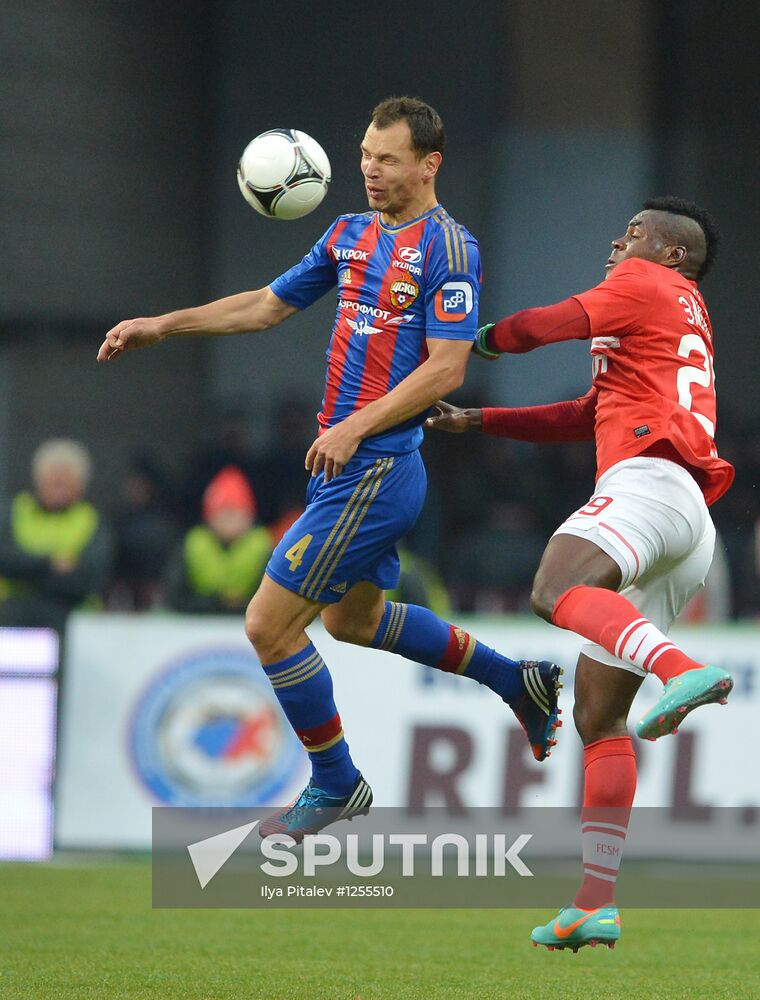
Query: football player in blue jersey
98 97 561 839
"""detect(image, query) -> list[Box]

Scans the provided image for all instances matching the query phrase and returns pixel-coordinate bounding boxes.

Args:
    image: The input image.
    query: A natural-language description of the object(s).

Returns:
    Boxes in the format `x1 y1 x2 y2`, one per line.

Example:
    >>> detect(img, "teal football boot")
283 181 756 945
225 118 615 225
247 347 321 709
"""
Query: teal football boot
636 665 732 740
531 905 621 952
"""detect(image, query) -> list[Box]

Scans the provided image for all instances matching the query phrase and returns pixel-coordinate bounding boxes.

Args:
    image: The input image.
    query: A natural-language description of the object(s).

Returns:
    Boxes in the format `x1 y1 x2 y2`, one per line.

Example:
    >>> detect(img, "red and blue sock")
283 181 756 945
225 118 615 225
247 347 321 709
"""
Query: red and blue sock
371 601 523 702
262 642 358 797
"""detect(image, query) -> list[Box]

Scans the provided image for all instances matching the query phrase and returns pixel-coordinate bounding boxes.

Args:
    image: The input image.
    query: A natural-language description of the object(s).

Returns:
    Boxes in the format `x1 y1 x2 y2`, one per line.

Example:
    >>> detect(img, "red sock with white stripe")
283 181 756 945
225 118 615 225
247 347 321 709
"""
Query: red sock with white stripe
574 736 636 909
552 585 702 683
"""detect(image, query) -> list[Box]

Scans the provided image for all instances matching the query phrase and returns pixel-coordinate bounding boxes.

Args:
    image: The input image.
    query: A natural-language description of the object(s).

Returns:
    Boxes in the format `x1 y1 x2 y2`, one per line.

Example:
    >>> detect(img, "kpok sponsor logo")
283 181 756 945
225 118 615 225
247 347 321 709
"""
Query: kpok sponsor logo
333 247 370 262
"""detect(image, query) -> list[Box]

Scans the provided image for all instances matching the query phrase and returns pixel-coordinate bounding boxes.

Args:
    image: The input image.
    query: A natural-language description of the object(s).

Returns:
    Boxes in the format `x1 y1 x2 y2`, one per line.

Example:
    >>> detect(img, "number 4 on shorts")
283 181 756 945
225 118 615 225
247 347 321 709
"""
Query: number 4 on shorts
285 533 313 572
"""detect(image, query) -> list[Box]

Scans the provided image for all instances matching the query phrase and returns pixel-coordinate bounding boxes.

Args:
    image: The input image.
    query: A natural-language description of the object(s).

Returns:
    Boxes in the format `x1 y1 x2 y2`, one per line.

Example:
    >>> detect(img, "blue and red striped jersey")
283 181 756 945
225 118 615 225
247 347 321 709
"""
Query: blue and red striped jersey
269 205 481 456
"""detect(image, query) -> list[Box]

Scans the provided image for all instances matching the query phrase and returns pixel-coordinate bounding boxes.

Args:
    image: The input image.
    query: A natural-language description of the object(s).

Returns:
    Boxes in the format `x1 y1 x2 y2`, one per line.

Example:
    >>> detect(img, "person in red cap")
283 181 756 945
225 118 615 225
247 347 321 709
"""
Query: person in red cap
165 467 273 614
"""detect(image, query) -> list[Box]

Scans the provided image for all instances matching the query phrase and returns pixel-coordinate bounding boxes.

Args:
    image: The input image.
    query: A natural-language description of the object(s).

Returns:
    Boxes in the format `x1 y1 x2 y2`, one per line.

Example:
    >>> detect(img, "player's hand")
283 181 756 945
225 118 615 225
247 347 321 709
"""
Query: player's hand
97 317 166 362
472 324 501 361
305 423 362 482
425 400 481 433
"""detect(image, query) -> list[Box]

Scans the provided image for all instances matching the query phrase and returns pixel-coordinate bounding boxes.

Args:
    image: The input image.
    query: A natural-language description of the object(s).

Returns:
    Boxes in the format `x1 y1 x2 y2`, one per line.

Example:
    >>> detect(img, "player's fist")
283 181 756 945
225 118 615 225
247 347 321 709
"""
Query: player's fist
425 400 481 433
97 317 166 362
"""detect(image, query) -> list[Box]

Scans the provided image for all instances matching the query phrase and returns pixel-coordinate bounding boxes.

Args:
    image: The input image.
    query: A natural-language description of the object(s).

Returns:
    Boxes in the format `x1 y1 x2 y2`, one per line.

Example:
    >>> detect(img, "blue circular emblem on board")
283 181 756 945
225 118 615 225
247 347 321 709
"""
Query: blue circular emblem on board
130 647 303 806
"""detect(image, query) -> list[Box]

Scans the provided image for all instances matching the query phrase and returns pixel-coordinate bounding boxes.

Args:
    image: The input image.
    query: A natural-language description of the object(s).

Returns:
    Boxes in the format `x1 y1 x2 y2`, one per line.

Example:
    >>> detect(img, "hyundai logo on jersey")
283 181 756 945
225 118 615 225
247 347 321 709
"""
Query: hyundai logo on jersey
398 246 422 263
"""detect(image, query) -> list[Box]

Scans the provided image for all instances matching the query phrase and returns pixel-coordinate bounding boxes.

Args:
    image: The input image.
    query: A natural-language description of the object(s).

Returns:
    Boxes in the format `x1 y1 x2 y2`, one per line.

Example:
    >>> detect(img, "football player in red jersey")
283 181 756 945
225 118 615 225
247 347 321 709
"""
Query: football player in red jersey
427 197 734 951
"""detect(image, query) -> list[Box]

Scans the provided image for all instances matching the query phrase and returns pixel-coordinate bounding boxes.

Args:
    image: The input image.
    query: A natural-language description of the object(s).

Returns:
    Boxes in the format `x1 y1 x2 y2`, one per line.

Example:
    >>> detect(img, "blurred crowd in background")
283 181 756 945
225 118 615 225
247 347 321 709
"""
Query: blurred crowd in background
1 389 758 636
2 0 757 644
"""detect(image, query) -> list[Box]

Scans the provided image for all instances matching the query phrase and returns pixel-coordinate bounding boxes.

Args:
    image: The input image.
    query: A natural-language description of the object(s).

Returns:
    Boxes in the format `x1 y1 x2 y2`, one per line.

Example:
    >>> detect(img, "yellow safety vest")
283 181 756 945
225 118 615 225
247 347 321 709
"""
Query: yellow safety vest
184 525 273 600
0 492 99 600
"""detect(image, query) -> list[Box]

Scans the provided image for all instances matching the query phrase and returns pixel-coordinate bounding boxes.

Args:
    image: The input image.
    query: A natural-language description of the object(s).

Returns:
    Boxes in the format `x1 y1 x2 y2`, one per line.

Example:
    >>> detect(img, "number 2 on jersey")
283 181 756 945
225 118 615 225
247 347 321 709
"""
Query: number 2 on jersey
676 333 715 438
285 534 313 572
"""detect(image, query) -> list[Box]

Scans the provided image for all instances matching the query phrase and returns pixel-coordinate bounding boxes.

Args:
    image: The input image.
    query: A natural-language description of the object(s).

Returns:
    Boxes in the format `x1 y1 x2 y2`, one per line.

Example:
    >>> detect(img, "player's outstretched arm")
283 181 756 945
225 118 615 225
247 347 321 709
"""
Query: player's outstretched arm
475 298 591 357
96 286 298 362
425 400 482 432
482 391 597 442
427 389 598 443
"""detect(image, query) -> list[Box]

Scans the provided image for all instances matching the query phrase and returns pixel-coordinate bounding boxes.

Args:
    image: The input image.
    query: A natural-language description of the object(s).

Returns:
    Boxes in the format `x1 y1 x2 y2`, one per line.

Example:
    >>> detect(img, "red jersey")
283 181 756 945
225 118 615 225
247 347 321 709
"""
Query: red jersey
572 258 733 504
481 258 734 506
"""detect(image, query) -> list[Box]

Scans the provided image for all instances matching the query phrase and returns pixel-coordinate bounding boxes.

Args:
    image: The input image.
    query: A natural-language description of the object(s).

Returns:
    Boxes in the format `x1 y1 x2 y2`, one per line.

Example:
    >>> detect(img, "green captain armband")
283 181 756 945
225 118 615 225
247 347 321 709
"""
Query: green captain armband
473 324 501 361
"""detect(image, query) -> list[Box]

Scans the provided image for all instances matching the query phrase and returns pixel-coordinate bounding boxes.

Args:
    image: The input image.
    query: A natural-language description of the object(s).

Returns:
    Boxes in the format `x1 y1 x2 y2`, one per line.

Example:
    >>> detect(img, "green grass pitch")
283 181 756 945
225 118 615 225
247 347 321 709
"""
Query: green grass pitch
1 861 758 999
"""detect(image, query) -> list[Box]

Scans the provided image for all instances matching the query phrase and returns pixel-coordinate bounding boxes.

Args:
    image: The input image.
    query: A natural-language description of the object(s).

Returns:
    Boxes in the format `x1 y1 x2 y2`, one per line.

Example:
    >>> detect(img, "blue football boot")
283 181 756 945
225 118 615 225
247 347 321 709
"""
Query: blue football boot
259 774 373 843
511 660 563 761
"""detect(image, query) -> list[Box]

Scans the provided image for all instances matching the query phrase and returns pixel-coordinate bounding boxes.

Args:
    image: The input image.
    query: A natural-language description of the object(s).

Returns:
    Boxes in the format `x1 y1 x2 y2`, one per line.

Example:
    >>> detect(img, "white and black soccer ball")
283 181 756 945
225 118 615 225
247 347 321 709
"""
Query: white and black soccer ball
236 129 331 220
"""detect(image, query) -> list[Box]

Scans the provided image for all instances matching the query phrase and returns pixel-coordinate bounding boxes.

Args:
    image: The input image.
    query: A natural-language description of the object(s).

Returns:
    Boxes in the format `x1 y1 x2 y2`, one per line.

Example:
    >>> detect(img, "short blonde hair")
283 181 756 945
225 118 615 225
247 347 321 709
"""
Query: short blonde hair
32 439 92 488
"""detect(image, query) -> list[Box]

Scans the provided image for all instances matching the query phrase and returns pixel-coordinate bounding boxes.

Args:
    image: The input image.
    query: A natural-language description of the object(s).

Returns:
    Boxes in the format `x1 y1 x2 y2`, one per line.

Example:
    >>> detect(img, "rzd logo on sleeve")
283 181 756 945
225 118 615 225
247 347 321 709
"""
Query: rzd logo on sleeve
435 281 474 322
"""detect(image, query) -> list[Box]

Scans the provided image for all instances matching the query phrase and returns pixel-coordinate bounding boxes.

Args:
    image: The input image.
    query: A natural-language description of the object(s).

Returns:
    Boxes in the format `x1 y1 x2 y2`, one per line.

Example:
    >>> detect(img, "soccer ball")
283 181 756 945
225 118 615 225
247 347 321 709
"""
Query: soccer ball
236 129 331 220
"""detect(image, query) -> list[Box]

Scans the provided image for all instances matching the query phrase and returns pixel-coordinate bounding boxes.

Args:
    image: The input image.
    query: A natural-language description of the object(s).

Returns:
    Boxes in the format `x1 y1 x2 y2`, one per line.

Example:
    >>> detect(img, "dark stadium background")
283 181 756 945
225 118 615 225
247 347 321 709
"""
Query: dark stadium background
2 1 756 500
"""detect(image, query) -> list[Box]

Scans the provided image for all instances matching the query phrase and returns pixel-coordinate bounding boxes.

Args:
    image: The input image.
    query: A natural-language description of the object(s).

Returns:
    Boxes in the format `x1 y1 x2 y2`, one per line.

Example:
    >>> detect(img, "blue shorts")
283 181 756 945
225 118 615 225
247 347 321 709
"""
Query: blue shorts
266 450 427 604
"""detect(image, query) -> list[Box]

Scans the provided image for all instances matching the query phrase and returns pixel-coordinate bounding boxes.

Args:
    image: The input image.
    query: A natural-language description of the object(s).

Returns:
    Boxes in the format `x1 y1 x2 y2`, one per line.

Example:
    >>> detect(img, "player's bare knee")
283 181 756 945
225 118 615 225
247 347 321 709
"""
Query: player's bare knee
573 697 609 742
573 701 627 745
529 582 557 623
244 600 277 659
243 605 264 648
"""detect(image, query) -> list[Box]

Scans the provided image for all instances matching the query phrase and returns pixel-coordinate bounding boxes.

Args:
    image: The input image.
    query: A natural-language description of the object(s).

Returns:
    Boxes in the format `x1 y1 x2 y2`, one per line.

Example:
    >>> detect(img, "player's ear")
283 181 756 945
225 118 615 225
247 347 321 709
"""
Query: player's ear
665 243 687 269
423 151 442 181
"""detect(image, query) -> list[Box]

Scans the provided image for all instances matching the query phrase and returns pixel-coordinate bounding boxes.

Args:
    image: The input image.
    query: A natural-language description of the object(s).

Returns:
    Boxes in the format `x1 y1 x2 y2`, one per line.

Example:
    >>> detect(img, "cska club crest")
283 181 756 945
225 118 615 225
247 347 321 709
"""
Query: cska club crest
390 275 420 310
